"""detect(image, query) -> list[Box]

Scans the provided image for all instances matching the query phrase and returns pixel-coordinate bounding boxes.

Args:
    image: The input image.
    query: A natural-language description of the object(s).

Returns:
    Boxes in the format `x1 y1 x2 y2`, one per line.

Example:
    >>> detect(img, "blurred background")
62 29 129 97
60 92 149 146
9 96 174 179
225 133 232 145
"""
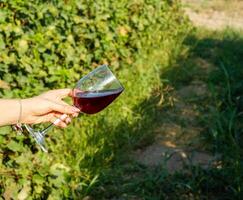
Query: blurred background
0 0 242 199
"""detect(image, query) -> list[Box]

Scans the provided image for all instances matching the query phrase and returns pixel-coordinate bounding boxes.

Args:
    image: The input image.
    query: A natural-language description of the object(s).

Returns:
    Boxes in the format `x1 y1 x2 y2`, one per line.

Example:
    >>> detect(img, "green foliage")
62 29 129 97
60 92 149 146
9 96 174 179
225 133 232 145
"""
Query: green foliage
0 0 185 97
0 0 191 199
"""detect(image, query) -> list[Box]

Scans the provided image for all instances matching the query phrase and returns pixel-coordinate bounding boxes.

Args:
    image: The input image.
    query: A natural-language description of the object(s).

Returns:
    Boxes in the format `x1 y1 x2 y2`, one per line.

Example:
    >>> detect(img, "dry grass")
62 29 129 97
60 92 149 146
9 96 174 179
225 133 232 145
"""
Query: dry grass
182 0 243 14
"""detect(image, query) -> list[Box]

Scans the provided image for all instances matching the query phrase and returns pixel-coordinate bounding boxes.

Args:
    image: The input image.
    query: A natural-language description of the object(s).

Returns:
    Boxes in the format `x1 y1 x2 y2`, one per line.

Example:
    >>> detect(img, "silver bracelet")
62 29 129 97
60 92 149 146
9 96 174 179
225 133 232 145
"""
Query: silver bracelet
12 99 23 134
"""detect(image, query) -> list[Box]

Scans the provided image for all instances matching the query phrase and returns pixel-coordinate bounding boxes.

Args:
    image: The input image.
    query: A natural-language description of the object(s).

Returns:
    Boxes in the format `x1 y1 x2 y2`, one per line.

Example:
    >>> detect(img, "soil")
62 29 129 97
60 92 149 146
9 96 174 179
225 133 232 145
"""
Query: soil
132 77 216 173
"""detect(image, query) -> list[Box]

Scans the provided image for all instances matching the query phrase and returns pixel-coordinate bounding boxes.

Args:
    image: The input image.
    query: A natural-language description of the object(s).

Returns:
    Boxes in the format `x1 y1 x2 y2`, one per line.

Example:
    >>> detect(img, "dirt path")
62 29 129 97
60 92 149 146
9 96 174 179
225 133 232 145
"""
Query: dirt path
182 0 243 30
133 78 216 173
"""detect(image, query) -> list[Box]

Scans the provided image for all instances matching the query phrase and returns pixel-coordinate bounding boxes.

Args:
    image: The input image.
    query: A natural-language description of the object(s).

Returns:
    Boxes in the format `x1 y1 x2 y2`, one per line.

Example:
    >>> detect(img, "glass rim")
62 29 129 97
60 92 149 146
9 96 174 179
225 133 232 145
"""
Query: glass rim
75 64 124 90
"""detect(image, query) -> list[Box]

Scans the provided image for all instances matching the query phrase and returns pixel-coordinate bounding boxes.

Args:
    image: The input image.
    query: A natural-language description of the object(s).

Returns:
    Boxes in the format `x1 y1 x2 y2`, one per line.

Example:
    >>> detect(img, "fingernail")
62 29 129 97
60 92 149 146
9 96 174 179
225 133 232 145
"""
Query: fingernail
73 113 79 117
67 118 71 123
60 114 68 120
72 107 80 112
53 119 61 125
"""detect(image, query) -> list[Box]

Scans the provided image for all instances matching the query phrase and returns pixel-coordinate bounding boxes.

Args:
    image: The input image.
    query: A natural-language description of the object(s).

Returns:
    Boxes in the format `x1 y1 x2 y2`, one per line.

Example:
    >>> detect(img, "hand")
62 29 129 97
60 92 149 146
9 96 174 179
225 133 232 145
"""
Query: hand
21 89 80 128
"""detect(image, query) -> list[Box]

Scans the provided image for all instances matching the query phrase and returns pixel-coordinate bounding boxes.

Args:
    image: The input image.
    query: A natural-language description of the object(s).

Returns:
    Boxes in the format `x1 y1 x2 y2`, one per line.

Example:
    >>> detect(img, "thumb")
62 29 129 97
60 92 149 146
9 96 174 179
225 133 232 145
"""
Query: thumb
52 88 73 99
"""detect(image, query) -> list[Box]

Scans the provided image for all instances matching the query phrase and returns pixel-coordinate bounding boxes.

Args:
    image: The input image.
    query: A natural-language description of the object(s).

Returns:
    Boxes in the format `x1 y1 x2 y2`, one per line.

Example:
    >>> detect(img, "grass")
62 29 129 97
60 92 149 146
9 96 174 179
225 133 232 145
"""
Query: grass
86 28 243 199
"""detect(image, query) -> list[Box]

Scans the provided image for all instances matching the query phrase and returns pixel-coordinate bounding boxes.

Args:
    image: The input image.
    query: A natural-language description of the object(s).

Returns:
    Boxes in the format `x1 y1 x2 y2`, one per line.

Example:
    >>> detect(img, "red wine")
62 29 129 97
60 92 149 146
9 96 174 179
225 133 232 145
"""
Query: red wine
73 88 123 114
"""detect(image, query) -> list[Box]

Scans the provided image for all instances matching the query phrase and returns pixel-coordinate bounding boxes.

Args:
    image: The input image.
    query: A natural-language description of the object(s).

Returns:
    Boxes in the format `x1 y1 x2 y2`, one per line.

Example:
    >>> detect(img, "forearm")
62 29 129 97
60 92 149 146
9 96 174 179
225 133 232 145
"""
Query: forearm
0 89 78 127
0 99 23 126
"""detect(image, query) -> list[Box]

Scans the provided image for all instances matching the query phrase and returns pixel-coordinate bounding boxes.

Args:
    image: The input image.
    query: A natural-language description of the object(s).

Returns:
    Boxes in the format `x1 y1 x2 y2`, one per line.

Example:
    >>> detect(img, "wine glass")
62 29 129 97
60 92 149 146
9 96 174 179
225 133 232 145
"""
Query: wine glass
24 64 124 152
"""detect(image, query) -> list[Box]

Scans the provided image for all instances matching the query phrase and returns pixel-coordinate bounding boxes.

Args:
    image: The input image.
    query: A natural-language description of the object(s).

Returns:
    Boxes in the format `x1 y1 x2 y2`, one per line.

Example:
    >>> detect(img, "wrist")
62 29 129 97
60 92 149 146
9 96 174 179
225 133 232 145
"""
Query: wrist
20 98 33 124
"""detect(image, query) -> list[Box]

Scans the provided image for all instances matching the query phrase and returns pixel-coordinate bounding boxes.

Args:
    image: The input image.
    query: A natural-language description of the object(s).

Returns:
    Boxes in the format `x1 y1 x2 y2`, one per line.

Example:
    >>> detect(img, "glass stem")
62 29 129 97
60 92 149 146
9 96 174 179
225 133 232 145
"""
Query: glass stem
41 123 54 136
41 114 68 136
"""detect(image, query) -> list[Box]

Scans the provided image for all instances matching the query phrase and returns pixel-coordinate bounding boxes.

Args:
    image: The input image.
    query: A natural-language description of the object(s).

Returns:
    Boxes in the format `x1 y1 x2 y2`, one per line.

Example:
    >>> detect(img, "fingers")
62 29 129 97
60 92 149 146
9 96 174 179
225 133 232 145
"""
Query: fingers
38 88 79 115
52 115 68 128
52 114 73 128
38 112 74 128
65 117 72 124
60 114 72 124
71 112 79 117
56 101 80 118
49 101 80 115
